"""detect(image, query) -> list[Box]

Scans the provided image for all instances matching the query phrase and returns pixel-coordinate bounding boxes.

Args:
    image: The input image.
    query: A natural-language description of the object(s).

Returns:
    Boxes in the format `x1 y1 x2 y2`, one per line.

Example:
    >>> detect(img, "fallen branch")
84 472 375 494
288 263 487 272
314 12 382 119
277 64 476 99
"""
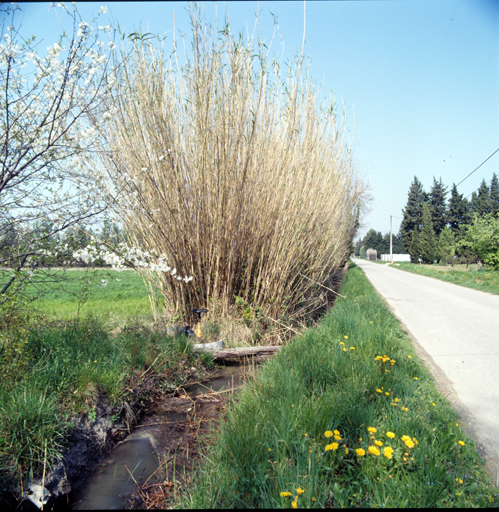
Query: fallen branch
300 273 346 298
195 345 283 359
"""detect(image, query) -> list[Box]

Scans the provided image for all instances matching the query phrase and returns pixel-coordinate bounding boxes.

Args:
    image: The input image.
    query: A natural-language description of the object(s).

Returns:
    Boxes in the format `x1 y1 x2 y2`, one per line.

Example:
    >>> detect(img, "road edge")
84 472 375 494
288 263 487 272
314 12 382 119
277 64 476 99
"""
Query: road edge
354 261 499 488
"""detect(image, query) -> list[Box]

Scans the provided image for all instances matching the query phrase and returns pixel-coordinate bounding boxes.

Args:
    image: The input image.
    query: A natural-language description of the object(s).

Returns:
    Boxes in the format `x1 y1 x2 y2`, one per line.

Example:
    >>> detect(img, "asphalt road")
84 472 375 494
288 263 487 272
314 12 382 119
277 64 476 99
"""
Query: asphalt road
353 258 499 480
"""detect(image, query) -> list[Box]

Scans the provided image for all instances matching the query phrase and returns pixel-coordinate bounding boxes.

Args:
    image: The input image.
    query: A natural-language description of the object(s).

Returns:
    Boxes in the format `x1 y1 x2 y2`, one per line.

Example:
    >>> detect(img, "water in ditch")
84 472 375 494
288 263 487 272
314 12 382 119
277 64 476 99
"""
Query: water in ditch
70 364 252 510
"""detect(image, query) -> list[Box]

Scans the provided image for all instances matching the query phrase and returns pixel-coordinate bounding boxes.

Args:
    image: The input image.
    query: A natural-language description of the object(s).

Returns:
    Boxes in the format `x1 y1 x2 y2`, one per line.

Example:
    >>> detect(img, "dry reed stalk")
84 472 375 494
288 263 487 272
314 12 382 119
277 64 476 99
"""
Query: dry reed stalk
93 3 368 330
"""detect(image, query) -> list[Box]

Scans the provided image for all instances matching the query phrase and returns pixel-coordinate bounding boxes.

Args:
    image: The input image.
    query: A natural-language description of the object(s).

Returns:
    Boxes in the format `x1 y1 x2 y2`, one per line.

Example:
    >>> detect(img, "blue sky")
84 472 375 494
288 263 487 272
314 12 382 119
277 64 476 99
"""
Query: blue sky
13 1 499 236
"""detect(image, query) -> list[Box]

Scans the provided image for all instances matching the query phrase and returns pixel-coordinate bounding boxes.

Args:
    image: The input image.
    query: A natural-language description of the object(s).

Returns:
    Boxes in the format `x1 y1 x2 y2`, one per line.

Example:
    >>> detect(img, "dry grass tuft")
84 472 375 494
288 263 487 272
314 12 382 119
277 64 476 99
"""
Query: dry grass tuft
94 4 368 331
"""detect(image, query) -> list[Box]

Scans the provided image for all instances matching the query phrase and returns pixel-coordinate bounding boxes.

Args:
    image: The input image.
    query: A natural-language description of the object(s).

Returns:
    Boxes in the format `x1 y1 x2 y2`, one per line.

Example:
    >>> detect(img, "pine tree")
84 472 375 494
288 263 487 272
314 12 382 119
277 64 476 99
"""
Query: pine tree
381 232 391 255
437 226 455 265
363 229 379 251
400 176 425 252
408 229 421 263
472 179 491 216
419 202 437 263
490 172 499 217
393 232 405 253
447 183 471 234
428 177 448 237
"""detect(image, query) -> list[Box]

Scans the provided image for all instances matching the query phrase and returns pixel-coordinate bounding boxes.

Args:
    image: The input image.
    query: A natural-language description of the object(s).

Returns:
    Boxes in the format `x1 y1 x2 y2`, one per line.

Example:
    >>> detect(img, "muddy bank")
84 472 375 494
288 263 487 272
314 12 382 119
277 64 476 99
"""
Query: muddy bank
7 363 253 511
72 364 252 510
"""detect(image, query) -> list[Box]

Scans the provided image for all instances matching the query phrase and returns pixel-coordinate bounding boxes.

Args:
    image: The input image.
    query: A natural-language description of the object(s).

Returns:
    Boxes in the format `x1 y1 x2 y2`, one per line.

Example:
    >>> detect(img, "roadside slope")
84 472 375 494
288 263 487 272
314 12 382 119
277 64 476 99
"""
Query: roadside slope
353 257 499 480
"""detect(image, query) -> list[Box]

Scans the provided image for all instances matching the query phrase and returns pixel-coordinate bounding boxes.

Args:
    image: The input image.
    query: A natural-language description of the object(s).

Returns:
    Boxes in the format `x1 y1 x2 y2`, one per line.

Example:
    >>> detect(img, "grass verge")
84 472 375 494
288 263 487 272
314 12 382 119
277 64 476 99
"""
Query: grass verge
182 262 498 508
390 262 499 295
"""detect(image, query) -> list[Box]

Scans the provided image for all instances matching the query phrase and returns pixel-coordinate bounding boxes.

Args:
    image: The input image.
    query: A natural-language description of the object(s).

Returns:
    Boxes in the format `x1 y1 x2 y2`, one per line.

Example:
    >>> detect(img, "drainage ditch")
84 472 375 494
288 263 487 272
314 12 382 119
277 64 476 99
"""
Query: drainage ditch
66 363 253 510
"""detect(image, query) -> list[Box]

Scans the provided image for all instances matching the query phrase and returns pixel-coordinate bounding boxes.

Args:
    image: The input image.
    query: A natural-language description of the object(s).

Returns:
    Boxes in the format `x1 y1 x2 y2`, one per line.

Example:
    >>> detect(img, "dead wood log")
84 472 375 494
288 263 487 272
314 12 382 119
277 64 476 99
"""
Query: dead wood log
196 345 283 359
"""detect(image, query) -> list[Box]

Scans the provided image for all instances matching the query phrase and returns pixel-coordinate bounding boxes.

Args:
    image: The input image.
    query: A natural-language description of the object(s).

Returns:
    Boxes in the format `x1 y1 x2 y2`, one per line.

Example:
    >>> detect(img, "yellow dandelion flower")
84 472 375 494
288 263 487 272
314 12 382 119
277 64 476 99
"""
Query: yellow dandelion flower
383 447 394 459
385 392 390 396
413 438 418 445
407 355 412 358
376 388 382 393
333 429 340 435
324 431 333 438
280 492 292 497
369 321 373 324
296 487 305 495
343 348 348 352
312 497 317 502
325 442 339 451
458 440 465 447
402 407 408 412
414 377 418 380
291 500 297 509
390 403 398 406
344 335 348 339
340 341 345 345
356 448 366 457
401 435 411 442
344 447 349 454
394 398 401 402
334 435 341 441
350 347 355 350
375 440 383 446
405 439 415 449
368 427 377 433
368 446 381 456
386 432 395 439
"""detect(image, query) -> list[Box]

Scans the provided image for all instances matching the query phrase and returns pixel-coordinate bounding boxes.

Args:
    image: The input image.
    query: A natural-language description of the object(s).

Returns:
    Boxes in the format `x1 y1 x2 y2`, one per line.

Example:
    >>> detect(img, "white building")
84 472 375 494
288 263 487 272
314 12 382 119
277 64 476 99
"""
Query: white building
380 254 411 262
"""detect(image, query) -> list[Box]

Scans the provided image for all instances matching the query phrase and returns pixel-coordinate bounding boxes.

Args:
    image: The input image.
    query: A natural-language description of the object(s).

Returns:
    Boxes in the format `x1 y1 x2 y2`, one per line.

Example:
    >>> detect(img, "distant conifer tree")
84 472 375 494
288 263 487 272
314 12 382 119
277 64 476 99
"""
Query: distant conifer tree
408 229 421 263
472 179 492 216
447 183 471 235
401 176 425 252
419 202 437 263
490 173 499 217
428 177 448 237
437 226 455 265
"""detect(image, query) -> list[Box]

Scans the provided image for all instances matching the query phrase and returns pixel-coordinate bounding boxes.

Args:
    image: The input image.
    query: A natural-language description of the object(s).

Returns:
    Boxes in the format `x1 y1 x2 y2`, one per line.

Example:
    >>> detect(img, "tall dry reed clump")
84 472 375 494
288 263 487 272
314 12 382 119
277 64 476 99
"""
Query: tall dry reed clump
95 5 367 328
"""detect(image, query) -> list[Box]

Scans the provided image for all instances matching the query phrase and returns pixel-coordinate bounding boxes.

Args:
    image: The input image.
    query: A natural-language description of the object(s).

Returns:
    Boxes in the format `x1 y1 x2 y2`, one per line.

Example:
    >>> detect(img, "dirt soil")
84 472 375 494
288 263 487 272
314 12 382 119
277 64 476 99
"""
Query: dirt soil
124 388 232 509
7 363 240 511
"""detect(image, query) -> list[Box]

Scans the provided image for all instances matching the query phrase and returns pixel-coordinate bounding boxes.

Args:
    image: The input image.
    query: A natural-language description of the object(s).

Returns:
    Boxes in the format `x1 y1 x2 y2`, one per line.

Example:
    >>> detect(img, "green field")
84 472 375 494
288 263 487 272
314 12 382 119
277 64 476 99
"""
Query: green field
1 269 161 324
183 262 498 508
389 263 499 295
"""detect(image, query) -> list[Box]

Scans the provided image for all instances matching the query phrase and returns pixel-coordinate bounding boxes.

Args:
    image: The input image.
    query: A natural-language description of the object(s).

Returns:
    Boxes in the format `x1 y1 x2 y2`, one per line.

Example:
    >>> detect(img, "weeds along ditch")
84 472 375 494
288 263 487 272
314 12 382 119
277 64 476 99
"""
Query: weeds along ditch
182 262 499 508
389 262 499 296
0 305 217 507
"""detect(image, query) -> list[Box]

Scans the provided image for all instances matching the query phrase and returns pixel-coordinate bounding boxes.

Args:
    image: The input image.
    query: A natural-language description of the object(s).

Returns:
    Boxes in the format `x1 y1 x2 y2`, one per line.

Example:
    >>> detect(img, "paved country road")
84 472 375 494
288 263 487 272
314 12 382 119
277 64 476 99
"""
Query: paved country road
352 258 499 483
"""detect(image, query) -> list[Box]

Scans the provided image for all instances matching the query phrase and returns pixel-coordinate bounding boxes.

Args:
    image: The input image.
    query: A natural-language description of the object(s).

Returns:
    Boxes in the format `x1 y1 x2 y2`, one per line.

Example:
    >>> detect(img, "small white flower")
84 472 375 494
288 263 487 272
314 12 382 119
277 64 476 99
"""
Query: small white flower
108 41 116 50
100 6 107 14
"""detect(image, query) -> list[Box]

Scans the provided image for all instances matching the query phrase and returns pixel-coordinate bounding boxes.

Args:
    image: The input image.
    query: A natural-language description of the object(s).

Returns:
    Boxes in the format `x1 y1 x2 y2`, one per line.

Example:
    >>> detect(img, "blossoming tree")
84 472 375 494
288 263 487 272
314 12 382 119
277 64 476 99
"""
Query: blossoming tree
0 2 117 302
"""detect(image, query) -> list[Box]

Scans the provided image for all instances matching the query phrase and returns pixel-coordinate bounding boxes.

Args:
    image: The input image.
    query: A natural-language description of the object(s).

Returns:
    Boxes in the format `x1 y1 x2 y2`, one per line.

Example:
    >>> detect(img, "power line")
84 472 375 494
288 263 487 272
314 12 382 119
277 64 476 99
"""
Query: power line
455 147 499 189
465 177 493 200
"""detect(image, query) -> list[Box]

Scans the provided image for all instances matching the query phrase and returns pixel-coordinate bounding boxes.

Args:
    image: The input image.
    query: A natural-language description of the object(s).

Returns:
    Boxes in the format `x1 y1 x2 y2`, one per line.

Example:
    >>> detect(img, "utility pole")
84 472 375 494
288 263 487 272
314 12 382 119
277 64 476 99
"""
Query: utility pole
390 213 393 263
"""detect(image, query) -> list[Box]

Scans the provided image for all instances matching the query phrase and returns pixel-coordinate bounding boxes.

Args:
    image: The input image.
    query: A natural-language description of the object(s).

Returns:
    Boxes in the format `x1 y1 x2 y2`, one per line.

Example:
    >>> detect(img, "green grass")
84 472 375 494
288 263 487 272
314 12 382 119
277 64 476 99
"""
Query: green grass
390 262 499 295
0 268 162 324
0 267 209 493
182 262 498 508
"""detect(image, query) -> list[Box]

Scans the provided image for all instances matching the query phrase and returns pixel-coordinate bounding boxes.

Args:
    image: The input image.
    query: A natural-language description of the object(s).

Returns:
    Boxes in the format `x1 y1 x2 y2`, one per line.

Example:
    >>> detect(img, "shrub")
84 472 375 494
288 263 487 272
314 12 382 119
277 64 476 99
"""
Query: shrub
93 5 367 324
